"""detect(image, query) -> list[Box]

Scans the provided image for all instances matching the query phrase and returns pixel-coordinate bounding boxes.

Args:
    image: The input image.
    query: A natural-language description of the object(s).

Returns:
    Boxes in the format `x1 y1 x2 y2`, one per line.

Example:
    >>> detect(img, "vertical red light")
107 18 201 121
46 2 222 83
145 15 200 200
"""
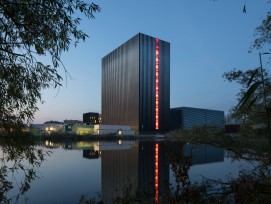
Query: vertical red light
155 38 160 130
155 143 159 203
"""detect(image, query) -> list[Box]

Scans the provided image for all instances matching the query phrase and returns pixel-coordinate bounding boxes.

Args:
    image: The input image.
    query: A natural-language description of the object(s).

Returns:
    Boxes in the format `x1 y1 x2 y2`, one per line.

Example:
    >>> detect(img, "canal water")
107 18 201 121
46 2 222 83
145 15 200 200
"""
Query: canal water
5 140 257 203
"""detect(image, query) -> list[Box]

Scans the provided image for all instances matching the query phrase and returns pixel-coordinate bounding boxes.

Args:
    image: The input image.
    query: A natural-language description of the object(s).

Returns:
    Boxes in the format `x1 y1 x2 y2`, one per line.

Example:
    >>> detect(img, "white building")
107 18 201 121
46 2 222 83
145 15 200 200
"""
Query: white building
94 124 135 135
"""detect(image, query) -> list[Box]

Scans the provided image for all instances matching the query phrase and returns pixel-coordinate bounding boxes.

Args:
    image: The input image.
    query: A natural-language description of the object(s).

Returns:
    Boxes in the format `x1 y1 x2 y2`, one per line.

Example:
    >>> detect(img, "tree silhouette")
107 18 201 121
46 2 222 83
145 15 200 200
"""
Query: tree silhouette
0 0 100 132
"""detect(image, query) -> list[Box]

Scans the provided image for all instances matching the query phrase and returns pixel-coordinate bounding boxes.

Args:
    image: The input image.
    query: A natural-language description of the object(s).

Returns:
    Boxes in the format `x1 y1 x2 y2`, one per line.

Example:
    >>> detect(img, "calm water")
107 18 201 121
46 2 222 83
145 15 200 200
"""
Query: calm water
6 140 256 204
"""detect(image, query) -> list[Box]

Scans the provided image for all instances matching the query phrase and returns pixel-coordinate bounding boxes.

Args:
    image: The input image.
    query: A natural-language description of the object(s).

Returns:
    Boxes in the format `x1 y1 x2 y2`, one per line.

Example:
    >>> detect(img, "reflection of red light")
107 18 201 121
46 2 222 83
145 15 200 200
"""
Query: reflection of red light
155 38 159 130
155 143 159 203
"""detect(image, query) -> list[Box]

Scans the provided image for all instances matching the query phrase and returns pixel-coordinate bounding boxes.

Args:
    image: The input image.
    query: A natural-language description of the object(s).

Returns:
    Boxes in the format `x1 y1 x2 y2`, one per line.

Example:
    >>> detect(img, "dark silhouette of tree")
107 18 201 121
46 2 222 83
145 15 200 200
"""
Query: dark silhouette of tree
44 120 64 124
0 0 100 132
223 68 271 124
223 1 271 141
252 6 271 51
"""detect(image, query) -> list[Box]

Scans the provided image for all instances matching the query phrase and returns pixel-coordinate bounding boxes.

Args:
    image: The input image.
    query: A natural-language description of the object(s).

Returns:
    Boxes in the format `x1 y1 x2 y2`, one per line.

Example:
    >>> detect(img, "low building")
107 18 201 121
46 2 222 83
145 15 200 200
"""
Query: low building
83 112 100 125
30 124 46 135
94 125 135 135
63 119 82 125
64 124 73 133
44 124 64 134
170 107 224 130
72 124 96 135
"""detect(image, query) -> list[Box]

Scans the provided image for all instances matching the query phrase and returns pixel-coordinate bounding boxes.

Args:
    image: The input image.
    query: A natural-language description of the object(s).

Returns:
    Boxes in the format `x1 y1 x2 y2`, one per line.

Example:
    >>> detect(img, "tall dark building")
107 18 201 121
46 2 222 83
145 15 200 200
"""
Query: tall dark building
102 33 170 133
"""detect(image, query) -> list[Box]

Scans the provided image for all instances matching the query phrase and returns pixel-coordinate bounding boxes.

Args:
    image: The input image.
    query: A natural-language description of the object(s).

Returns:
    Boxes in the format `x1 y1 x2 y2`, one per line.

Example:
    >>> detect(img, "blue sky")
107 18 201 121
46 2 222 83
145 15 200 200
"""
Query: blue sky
33 0 269 123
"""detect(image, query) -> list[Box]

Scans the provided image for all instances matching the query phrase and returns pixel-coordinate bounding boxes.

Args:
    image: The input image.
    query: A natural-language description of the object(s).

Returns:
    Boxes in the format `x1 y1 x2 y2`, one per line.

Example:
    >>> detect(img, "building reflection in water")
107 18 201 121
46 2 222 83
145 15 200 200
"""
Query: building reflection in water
96 141 139 203
138 141 169 203
83 150 99 159
97 141 224 203
96 140 169 203
183 144 224 165
44 140 224 203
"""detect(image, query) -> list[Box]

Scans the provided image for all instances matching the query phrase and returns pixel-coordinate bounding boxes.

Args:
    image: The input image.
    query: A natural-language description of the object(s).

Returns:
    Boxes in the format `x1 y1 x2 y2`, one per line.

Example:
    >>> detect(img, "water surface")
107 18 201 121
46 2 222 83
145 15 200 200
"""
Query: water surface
6 140 256 203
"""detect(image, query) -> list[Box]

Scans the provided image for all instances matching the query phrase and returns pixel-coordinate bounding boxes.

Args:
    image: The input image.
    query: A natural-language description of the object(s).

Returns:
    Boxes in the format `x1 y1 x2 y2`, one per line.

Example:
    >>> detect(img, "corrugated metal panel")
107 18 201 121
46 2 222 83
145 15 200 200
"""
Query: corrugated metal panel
139 33 170 133
158 39 170 132
181 107 224 129
170 107 224 130
102 34 140 130
102 33 170 133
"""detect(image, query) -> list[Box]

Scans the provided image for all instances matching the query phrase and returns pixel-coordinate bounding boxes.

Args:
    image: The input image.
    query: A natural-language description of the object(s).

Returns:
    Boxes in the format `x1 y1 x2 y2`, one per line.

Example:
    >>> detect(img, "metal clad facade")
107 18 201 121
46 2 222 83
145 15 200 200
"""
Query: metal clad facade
102 35 140 130
139 34 155 132
158 38 170 132
170 109 182 130
181 107 224 129
170 107 224 130
102 33 170 133
139 34 170 133
181 107 207 129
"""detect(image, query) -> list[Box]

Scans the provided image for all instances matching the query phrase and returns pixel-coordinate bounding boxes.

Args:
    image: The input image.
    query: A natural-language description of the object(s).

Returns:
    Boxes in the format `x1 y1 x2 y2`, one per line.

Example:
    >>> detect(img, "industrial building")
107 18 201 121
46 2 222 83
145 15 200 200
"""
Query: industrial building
170 107 224 130
83 112 100 125
94 124 135 135
102 33 170 133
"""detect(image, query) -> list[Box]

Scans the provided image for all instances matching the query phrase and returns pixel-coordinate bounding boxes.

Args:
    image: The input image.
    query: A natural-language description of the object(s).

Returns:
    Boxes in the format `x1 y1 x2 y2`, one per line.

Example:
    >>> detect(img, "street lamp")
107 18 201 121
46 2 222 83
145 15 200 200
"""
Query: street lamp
259 52 271 146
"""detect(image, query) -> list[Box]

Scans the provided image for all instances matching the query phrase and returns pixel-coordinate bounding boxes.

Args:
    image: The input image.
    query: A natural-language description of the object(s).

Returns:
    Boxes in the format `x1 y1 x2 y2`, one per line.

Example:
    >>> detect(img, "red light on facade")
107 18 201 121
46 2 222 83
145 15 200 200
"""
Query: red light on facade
155 143 159 203
155 38 160 130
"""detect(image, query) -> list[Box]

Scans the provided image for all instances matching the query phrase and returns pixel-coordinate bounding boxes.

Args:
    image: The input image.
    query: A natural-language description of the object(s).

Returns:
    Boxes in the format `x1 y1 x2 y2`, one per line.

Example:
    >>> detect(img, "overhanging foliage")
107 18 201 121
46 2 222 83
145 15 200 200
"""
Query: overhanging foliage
0 0 100 131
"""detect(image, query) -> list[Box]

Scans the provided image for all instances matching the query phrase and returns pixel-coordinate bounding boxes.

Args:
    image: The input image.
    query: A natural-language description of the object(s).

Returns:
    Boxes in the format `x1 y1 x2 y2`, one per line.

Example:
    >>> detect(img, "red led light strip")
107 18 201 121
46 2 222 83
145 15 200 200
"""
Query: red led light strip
155 38 160 130
155 143 159 203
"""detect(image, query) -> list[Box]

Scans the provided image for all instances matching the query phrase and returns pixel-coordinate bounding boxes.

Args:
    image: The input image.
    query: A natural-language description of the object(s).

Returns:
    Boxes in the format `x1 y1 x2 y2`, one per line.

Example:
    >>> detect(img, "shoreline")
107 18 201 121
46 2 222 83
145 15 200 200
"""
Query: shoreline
40 133 166 142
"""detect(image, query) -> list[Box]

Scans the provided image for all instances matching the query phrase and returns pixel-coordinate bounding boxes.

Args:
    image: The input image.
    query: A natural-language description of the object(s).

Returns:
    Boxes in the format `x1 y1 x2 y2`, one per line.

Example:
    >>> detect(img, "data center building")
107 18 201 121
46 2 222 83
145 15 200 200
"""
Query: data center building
102 33 170 133
170 107 224 130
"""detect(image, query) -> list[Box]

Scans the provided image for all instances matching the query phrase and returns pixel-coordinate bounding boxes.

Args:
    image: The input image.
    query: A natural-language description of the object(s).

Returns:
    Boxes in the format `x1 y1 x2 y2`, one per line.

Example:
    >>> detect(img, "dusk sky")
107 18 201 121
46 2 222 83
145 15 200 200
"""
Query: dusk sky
34 0 269 123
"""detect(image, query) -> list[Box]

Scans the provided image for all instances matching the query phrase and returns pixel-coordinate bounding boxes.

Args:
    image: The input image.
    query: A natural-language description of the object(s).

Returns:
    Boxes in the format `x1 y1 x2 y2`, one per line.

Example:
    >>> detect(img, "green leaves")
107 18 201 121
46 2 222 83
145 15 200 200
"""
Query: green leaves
0 1 100 131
